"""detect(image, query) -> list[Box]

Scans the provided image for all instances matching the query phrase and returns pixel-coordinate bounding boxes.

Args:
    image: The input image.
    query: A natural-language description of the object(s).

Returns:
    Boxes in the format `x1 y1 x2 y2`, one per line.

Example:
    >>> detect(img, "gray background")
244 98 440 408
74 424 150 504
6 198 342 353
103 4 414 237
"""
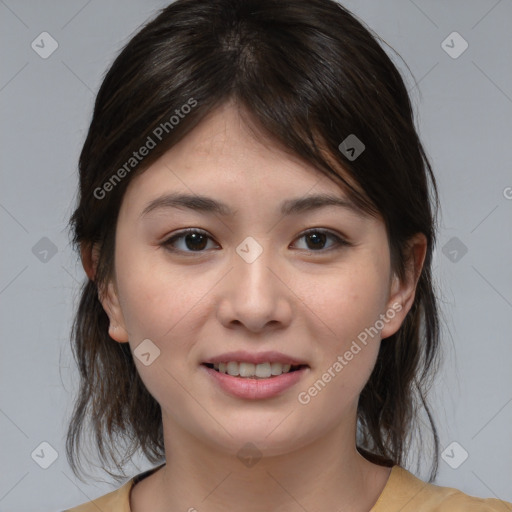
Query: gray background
0 1 511 510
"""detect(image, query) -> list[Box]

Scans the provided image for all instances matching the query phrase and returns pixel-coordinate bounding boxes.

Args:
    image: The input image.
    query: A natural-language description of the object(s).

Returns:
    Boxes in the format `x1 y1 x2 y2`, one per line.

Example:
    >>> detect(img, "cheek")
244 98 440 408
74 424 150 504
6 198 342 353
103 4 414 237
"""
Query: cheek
113 257 207 404
305 263 390 346
296 256 390 401
114 247 208 342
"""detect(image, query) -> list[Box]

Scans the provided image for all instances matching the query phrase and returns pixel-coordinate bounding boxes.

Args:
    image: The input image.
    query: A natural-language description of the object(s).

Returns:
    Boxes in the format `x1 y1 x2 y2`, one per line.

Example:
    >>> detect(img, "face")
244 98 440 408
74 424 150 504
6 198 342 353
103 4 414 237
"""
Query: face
96 102 423 460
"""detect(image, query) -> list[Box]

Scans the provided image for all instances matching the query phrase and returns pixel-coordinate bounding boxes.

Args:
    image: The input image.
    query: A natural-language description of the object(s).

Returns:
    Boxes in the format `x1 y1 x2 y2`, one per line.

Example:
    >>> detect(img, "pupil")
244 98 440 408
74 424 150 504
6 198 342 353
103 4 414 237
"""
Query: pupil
307 232 325 249
186 233 207 250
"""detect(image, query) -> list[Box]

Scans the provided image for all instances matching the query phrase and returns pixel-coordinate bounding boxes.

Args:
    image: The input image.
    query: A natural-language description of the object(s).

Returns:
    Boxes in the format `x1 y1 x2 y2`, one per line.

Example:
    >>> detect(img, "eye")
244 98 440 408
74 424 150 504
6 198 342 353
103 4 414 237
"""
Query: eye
161 228 350 254
162 228 218 253
292 228 350 252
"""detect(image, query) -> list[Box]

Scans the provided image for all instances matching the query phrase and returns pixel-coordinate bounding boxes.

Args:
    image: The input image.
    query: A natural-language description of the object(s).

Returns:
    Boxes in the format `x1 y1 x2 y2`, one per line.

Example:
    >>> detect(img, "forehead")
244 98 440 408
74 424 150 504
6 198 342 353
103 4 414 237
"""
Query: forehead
119 103 367 222
159 103 322 181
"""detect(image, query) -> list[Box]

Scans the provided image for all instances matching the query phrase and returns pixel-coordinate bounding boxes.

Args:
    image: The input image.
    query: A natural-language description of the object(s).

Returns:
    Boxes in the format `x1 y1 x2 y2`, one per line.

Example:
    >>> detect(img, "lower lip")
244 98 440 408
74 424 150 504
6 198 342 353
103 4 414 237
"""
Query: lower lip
201 365 308 400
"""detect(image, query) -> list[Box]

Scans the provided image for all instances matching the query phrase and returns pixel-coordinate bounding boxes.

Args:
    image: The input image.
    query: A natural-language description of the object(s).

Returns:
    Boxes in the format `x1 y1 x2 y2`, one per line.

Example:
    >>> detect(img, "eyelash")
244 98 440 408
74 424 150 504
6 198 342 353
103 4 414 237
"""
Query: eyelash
161 228 351 255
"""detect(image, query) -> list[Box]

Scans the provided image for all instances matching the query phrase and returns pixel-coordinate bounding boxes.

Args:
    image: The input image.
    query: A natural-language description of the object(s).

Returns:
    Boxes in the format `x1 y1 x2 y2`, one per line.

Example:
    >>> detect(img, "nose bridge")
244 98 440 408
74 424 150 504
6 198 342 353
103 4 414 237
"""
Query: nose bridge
233 234 279 299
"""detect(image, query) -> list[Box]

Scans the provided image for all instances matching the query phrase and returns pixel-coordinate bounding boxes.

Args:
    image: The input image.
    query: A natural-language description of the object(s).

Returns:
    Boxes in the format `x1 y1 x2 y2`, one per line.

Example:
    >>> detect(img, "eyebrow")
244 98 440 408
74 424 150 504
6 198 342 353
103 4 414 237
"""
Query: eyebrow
139 192 365 219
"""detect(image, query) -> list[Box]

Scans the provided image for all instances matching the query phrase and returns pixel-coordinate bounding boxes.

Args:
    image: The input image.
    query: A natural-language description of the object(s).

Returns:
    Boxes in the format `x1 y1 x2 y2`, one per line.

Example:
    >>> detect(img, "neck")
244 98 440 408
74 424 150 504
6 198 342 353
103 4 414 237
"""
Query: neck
137 412 392 512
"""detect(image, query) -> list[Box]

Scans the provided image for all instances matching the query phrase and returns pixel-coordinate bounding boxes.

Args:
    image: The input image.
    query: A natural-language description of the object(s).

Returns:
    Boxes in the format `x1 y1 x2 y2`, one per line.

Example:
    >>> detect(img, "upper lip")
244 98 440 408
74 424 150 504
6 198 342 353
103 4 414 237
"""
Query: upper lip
202 351 309 366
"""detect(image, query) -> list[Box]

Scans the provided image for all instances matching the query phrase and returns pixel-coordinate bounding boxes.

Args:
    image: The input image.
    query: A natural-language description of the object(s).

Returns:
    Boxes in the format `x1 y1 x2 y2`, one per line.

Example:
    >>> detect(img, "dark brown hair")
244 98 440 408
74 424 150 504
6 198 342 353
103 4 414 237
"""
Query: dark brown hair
66 0 441 484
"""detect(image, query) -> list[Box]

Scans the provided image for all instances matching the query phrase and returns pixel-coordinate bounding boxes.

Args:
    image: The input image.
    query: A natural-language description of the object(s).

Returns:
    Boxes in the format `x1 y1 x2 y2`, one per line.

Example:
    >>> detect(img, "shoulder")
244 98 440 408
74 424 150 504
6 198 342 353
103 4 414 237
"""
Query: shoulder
62 480 133 512
373 465 512 512
61 463 165 512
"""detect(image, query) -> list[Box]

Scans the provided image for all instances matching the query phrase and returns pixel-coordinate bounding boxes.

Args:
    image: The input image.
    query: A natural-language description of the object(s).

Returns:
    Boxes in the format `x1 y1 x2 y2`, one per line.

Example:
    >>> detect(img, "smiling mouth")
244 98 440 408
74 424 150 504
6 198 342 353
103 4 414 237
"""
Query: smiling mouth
202 362 308 379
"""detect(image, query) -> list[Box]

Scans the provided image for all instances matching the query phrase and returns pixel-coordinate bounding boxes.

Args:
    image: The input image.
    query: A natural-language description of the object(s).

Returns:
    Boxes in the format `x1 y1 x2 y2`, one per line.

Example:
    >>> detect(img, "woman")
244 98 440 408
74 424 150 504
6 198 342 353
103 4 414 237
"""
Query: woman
63 0 512 510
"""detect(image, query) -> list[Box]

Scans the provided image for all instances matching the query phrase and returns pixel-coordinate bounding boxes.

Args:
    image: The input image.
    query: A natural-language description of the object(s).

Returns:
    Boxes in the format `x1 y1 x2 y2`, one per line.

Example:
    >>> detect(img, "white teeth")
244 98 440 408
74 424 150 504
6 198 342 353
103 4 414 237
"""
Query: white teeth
211 361 295 378
239 362 255 377
271 362 290 375
227 361 239 376
255 362 271 378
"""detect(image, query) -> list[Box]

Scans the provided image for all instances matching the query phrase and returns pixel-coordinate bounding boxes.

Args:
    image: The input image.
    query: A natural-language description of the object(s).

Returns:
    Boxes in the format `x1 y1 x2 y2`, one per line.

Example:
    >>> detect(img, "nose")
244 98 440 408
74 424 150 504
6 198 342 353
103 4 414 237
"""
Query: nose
216 241 293 333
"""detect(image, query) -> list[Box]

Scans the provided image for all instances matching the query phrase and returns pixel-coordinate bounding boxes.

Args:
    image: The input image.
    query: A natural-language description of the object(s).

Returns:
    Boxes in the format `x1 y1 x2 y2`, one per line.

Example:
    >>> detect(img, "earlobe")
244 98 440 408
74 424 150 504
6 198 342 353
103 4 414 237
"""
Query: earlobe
98 280 130 343
81 241 130 343
381 233 427 339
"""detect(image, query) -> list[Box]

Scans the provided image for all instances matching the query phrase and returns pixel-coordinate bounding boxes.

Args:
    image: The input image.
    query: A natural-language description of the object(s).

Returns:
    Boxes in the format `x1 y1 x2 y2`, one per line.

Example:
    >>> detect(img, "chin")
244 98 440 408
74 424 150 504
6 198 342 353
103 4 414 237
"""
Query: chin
205 425 314 460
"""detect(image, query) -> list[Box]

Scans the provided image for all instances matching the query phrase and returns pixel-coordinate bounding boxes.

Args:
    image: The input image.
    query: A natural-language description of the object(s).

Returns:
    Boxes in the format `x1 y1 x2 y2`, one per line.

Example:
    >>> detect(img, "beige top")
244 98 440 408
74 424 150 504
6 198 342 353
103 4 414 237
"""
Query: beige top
64 463 512 511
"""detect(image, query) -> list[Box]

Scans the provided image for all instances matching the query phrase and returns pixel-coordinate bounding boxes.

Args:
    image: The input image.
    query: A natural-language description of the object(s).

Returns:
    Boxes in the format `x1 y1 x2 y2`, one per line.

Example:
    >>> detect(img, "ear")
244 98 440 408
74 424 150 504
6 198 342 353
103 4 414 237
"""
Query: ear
80 241 129 343
80 241 99 282
380 233 427 340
